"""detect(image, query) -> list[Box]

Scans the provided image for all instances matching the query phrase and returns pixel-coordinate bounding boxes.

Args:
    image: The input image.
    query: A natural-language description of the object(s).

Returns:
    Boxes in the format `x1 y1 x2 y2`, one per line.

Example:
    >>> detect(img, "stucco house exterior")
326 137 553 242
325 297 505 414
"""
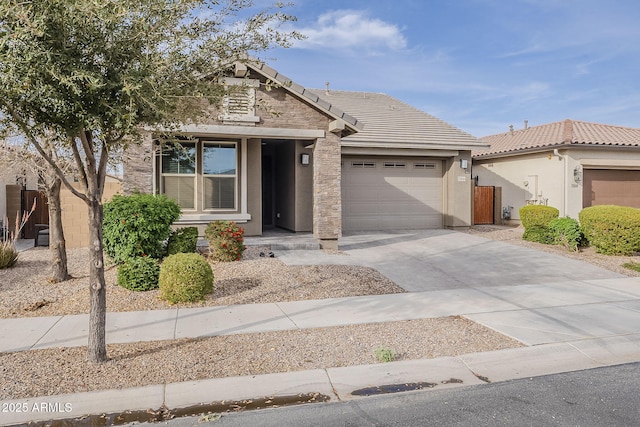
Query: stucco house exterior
123 61 486 248
473 119 640 223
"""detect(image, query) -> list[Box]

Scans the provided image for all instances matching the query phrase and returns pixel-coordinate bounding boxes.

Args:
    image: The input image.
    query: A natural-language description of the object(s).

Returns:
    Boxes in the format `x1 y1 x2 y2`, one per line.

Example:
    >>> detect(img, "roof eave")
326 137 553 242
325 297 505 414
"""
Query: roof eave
246 61 364 133
343 140 489 151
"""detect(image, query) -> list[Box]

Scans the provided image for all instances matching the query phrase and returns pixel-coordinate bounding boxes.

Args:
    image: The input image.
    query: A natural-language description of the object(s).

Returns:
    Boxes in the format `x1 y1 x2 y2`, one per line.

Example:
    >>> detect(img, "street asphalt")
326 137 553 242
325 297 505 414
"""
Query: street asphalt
2 230 640 426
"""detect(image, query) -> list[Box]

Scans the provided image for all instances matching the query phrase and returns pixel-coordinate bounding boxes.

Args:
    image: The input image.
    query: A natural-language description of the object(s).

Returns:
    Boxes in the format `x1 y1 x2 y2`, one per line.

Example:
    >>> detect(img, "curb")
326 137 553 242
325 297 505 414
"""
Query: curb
3 336 640 426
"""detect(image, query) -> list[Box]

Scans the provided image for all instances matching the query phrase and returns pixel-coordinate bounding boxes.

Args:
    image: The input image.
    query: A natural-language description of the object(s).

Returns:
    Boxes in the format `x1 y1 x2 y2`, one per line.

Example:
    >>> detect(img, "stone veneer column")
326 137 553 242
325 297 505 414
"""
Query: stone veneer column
312 132 342 249
122 132 154 195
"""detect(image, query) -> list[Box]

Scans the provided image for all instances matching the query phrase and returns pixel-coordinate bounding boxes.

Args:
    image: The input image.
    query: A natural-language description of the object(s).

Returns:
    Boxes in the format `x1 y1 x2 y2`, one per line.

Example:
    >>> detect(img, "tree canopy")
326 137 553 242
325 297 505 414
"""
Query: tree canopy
0 0 301 362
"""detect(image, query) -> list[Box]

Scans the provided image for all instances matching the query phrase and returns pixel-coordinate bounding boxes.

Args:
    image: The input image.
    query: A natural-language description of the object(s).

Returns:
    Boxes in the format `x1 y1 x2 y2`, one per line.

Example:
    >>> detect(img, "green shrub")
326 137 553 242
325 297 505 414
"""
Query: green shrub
117 256 160 291
549 217 583 251
522 225 555 244
0 241 18 269
579 205 640 255
167 227 198 255
159 253 214 303
103 193 181 263
519 205 560 228
204 220 245 262
520 205 559 244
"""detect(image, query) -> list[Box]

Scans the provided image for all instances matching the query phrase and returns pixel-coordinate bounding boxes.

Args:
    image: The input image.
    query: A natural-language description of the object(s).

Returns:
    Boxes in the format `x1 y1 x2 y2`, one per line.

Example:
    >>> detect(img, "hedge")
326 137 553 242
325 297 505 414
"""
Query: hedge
579 205 640 255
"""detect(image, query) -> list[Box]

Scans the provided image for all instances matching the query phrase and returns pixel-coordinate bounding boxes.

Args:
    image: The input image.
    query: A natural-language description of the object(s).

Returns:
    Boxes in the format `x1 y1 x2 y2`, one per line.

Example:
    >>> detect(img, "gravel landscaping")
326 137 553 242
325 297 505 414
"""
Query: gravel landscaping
2 227 634 400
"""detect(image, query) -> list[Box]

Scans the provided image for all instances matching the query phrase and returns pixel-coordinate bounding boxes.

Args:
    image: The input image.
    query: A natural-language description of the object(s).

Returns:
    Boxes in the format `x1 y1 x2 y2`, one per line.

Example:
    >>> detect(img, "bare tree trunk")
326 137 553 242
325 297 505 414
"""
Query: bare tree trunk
87 198 107 363
48 176 70 282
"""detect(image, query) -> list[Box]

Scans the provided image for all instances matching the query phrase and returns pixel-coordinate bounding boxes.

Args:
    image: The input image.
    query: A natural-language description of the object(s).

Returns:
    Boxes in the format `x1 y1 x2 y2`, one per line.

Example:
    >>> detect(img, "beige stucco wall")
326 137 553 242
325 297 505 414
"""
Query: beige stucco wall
61 181 122 248
474 147 640 221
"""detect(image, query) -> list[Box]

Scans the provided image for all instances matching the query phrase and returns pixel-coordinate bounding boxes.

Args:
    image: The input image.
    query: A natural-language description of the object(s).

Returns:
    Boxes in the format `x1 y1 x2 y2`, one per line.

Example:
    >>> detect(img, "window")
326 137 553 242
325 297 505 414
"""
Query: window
157 139 239 212
203 142 237 210
161 142 196 209
351 161 376 168
384 162 406 168
414 163 436 169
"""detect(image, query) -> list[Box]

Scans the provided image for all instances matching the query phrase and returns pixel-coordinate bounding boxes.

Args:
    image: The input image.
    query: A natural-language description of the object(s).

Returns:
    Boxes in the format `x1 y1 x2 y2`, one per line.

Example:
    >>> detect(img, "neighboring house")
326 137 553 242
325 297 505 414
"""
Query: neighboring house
123 61 486 248
473 119 640 223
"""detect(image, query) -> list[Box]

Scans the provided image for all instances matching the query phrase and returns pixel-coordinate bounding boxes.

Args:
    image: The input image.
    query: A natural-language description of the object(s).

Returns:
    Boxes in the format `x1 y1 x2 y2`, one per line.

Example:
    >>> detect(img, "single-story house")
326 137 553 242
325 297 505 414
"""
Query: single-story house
473 119 640 223
123 61 487 248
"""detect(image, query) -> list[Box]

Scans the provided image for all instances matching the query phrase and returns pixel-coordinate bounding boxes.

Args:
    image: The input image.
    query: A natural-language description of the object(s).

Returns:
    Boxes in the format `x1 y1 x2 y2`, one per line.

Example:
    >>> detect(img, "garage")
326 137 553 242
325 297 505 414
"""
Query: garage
341 157 443 231
583 169 640 208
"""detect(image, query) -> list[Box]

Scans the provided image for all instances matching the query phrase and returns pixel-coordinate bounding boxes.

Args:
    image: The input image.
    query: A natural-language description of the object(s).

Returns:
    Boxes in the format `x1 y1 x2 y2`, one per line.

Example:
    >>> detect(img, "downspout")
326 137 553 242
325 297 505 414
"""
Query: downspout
552 149 567 216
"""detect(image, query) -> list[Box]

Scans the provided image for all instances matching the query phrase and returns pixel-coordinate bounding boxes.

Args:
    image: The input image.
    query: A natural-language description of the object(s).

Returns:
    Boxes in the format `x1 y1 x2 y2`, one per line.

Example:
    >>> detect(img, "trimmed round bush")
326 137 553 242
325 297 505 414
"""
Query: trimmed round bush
579 205 640 255
549 217 583 252
519 205 560 228
166 227 198 255
520 205 559 243
159 253 214 303
117 256 160 291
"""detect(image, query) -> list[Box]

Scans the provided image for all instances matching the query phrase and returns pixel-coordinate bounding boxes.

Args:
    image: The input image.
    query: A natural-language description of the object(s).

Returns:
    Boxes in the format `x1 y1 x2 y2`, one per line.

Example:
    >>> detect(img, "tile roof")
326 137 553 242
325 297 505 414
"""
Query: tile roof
249 60 485 150
475 119 640 158
307 89 485 150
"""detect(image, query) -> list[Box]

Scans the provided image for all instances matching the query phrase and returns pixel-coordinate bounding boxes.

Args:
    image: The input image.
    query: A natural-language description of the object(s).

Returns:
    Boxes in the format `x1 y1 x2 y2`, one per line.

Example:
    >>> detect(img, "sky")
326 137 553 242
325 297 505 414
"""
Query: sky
255 0 640 137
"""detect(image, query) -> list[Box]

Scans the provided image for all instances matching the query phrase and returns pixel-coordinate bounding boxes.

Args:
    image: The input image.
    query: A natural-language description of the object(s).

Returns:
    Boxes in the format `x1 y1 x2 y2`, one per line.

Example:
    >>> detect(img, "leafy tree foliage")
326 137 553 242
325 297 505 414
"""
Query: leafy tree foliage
0 0 300 362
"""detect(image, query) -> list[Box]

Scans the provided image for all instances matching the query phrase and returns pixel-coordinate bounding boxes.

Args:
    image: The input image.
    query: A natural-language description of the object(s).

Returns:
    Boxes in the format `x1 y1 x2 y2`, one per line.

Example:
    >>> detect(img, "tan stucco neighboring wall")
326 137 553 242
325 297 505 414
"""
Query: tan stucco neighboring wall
474 147 640 221
443 151 473 228
61 181 122 248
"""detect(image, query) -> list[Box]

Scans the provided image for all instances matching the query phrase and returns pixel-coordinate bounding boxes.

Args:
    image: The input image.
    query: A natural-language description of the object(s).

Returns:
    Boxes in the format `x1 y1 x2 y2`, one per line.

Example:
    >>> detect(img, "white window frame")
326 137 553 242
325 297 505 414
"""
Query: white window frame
159 141 197 211
202 141 238 211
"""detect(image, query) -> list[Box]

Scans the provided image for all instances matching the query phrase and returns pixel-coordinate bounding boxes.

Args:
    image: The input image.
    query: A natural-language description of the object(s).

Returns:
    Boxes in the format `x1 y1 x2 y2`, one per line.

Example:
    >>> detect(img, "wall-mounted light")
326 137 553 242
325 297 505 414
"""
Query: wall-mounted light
460 159 468 170
573 165 582 183
301 153 310 165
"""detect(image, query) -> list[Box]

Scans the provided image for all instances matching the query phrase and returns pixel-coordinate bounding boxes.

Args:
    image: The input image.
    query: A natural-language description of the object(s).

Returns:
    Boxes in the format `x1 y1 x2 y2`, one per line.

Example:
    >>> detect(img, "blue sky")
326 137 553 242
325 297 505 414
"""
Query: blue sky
260 0 640 137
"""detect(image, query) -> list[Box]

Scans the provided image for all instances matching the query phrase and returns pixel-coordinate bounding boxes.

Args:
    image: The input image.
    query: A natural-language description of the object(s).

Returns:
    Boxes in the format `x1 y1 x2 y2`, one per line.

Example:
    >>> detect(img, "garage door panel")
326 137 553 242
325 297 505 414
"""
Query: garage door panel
583 169 640 208
342 157 443 231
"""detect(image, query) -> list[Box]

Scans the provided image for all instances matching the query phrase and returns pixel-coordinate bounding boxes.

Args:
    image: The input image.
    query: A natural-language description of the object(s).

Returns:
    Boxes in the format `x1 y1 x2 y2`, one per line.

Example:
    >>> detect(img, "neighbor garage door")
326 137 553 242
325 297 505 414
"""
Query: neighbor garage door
583 169 640 208
341 157 443 231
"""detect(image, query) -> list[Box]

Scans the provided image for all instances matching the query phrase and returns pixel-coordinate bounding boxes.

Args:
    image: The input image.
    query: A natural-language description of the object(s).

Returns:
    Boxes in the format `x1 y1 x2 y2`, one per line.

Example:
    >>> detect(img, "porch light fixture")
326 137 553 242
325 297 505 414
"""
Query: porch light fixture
301 153 310 165
460 159 468 170
573 165 583 183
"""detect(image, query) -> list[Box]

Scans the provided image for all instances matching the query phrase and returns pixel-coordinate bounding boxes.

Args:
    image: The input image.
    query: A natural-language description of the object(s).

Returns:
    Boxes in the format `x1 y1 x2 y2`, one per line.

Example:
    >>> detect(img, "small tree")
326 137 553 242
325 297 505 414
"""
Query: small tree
0 0 301 363
1 138 72 282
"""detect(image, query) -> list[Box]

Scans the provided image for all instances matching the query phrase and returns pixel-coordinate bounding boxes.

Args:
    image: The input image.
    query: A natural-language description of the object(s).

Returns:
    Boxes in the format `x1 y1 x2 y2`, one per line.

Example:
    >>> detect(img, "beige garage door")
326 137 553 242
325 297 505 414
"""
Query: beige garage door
583 169 640 208
341 157 443 231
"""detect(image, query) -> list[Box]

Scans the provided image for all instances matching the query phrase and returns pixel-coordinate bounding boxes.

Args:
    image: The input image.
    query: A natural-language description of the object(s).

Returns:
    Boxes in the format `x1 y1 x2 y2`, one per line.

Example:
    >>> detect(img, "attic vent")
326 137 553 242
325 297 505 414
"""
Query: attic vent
352 161 376 168
218 77 260 124
414 163 436 169
384 162 406 168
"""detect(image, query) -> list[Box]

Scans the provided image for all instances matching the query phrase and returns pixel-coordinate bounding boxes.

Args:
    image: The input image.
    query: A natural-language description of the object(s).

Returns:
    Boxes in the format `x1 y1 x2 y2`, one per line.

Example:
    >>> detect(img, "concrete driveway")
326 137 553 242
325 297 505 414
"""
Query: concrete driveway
277 230 623 292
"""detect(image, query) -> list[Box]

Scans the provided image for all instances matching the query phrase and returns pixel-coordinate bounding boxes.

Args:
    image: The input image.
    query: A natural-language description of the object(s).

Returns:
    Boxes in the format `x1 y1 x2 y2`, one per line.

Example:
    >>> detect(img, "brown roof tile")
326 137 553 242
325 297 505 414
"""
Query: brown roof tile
475 119 640 158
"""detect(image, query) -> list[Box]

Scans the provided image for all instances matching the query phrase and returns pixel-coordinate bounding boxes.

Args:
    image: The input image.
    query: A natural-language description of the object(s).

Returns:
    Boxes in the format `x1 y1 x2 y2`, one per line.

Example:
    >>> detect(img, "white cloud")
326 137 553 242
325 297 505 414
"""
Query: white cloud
291 10 407 54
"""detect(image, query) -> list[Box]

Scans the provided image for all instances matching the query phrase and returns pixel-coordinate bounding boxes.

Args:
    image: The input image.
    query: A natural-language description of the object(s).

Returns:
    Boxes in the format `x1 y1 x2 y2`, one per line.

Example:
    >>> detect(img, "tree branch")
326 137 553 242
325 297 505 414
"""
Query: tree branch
1 101 89 202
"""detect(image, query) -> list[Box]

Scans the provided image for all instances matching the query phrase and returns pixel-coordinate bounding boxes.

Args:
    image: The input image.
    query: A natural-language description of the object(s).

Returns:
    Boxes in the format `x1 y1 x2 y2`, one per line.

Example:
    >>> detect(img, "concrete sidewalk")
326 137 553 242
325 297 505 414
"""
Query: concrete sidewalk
2 276 640 425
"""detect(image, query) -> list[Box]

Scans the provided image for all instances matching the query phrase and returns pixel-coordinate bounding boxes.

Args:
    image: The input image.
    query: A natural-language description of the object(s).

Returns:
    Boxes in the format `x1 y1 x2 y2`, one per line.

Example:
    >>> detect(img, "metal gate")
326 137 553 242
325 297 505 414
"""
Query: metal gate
474 186 494 225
